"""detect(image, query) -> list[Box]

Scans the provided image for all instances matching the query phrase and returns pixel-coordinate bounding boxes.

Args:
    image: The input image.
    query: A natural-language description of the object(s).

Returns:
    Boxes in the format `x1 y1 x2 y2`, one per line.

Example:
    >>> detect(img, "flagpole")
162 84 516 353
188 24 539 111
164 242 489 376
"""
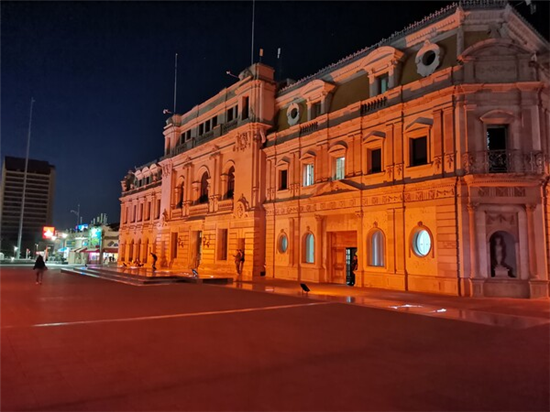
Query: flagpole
173 53 178 114
250 0 256 66
16 97 35 259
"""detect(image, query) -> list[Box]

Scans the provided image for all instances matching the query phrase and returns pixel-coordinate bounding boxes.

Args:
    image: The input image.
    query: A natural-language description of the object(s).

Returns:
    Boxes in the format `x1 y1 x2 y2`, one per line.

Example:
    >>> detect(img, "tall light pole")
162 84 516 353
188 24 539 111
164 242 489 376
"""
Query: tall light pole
16 97 35 259
70 204 80 227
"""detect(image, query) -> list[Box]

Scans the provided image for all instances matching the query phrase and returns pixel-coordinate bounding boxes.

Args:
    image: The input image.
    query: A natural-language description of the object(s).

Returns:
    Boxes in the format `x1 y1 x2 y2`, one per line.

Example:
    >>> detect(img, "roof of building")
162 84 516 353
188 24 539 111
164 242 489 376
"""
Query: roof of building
3 156 55 174
277 0 545 96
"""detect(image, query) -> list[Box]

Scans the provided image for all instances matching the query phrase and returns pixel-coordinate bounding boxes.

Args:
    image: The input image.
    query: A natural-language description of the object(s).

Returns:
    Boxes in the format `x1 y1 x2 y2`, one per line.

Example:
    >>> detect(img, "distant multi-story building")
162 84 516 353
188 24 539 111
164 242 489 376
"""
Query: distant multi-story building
119 1 549 298
0 156 56 257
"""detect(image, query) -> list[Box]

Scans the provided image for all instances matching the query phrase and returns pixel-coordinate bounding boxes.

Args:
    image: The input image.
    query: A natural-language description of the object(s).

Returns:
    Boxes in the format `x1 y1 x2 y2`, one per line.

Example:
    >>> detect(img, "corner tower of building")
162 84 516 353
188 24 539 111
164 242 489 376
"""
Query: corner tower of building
119 63 276 277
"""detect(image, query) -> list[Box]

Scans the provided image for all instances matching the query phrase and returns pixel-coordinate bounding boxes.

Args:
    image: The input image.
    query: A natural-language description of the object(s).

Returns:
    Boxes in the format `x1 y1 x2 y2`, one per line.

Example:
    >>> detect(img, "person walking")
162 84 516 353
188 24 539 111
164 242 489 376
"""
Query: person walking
233 249 243 276
239 248 245 276
349 253 358 287
150 252 158 271
33 255 47 285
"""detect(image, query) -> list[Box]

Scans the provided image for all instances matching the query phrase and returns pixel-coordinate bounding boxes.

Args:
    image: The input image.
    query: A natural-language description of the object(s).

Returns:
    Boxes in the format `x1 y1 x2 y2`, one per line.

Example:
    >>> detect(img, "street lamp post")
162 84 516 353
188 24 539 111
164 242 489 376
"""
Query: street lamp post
16 98 35 259
70 204 80 227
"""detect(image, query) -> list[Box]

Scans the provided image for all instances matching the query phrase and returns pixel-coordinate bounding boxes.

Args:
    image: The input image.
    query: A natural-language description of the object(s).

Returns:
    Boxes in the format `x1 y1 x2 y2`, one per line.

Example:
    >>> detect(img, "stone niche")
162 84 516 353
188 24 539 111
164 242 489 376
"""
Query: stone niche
489 231 517 279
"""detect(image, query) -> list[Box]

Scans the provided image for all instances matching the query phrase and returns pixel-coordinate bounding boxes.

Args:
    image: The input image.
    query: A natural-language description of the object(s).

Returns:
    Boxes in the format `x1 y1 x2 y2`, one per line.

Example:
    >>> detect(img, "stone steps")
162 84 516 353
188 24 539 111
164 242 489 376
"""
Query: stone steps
61 267 233 286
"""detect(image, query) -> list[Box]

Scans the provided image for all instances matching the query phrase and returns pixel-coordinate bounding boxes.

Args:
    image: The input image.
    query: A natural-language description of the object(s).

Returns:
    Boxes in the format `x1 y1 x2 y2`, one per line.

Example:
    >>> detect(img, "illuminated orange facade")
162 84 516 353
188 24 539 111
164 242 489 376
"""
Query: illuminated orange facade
120 2 550 298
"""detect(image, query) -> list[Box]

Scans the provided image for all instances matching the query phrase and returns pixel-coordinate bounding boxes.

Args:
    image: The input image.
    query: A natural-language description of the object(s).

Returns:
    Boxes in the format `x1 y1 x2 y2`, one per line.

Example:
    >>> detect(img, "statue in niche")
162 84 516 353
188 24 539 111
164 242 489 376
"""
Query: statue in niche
490 233 515 278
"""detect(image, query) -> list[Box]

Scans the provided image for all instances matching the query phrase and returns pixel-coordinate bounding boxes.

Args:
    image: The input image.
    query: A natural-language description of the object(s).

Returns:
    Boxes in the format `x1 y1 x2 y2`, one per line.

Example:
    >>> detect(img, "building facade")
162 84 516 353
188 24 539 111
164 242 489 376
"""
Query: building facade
0 156 56 257
120 1 550 298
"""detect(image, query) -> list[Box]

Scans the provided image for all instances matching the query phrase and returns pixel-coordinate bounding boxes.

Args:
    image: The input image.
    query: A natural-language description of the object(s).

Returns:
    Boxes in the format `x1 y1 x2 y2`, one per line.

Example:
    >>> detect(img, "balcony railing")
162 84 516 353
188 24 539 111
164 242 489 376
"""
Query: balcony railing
361 96 387 115
189 203 209 216
462 150 545 174
299 120 318 136
218 198 234 213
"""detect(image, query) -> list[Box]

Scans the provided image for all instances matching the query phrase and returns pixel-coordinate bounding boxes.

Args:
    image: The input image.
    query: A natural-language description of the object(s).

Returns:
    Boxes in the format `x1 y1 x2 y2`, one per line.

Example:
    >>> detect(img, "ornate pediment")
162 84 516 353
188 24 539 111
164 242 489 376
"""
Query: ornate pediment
312 180 360 197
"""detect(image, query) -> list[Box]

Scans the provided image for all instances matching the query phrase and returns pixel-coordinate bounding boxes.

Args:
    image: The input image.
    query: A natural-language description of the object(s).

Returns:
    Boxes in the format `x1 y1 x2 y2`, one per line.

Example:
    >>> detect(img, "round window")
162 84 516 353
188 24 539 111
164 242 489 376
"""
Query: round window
278 234 288 253
422 50 436 66
414 229 431 257
287 103 301 126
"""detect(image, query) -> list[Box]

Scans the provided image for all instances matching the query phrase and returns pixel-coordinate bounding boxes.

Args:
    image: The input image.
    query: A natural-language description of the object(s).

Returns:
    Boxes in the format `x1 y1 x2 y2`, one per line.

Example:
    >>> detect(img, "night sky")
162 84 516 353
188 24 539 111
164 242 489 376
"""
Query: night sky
2 1 548 230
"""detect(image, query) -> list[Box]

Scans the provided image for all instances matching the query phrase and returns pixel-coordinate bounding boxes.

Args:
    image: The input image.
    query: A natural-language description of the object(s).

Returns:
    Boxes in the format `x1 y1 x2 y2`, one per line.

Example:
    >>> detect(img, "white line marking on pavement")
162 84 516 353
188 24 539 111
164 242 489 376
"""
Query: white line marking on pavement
3 302 333 329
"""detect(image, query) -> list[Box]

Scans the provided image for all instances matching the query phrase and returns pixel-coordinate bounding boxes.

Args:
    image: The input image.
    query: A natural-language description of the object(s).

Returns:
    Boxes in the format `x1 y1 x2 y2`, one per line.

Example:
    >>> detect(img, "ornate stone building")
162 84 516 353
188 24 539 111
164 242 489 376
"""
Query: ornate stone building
120 1 549 298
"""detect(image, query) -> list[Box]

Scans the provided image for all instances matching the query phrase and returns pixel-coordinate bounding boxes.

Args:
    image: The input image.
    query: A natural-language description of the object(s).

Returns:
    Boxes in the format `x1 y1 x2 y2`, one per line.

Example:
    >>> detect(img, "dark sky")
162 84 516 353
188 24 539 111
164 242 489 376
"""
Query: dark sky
2 1 548 229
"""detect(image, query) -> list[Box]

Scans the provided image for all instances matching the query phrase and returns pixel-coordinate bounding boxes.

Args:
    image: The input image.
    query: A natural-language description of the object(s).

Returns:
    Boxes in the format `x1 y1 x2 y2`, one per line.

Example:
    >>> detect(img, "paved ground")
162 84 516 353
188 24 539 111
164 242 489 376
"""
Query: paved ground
1 266 549 411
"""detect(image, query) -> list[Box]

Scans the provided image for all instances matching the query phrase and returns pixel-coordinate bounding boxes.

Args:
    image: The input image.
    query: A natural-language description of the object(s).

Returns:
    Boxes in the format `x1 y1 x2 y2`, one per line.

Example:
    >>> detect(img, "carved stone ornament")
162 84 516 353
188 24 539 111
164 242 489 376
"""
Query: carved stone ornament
161 162 173 178
234 194 250 219
234 132 249 152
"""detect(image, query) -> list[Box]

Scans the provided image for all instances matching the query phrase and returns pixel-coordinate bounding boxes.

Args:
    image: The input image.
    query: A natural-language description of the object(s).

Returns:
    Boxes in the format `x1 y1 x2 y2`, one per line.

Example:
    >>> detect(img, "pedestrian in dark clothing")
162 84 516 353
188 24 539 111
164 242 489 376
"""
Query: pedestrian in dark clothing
151 252 158 271
33 255 47 285
233 249 243 276
349 254 358 287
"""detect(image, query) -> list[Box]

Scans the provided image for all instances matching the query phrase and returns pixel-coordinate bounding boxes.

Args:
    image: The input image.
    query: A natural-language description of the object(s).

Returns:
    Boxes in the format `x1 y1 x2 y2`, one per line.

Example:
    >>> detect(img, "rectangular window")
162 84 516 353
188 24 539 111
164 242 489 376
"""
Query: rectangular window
199 123 204 135
147 202 152 220
311 102 322 119
132 205 136 222
279 169 288 191
410 136 428 166
487 125 508 172
139 204 143 221
212 116 218 128
205 120 211 133
125 206 129 224
156 199 161 219
218 229 228 261
186 130 192 140
242 96 249 120
369 148 382 174
303 163 314 187
335 157 345 180
378 74 389 94
227 107 234 122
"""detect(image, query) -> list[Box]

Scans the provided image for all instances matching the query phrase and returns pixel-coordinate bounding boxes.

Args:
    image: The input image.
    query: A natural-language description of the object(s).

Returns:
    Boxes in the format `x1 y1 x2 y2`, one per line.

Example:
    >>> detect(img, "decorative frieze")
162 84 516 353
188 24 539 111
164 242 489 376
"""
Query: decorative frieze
476 186 526 198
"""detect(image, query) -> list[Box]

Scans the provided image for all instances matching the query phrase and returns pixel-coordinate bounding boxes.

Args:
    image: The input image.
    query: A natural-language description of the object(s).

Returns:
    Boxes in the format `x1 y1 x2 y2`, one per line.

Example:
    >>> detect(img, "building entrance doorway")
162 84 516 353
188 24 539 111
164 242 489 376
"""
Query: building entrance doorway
189 231 202 268
346 247 357 286
328 231 357 284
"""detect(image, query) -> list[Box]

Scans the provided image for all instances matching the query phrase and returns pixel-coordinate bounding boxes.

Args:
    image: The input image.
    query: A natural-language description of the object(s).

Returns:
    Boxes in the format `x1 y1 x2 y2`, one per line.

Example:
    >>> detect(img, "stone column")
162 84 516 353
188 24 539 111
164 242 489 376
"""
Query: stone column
315 214 325 279
467 202 484 297
525 204 539 279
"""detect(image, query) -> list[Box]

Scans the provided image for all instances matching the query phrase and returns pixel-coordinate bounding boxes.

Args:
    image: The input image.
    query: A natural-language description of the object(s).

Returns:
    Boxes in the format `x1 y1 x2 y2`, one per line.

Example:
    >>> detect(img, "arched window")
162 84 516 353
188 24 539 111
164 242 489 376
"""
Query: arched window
304 233 315 263
175 177 184 208
368 229 385 267
199 172 209 204
226 166 235 199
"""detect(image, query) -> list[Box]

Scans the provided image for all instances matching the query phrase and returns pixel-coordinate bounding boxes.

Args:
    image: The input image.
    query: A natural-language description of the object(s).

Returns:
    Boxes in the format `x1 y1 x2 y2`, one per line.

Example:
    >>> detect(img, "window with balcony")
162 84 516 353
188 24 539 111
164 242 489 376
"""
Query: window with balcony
487 125 509 173
199 173 209 204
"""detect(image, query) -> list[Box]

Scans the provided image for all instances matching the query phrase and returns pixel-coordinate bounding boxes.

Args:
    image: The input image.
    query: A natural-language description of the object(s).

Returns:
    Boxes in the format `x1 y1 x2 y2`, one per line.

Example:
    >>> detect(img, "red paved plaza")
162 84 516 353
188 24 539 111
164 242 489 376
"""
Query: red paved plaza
1 266 548 411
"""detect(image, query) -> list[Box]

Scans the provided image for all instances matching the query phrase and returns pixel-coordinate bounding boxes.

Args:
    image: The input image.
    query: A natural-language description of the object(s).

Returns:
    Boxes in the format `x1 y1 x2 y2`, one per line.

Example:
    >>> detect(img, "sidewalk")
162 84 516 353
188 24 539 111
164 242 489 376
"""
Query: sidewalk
225 277 550 324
